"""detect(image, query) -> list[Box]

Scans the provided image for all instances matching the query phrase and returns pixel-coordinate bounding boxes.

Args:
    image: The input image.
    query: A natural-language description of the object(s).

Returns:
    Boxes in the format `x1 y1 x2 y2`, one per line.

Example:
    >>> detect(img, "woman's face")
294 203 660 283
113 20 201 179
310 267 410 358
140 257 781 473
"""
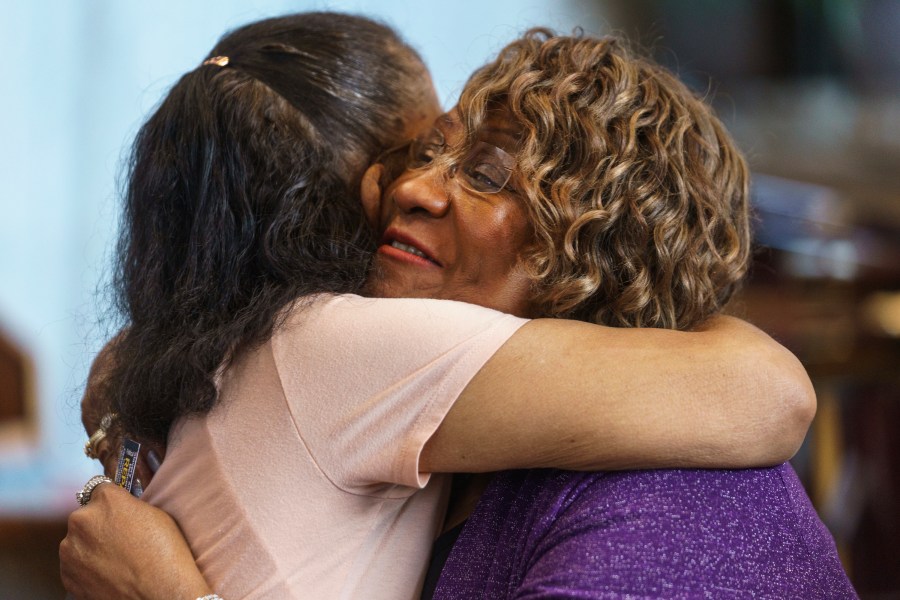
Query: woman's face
363 108 536 318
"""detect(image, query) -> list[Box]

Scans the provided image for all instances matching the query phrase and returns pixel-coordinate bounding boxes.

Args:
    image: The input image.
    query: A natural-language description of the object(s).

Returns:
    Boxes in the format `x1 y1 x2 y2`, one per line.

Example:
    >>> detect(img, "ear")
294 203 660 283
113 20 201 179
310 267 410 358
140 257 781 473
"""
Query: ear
360 164 385 228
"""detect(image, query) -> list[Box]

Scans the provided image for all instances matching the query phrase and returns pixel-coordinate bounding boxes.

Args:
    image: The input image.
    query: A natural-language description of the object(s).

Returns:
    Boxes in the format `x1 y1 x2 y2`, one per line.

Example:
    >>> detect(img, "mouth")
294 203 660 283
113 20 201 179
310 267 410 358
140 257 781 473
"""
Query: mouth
378 229 442 267
389 240 431 260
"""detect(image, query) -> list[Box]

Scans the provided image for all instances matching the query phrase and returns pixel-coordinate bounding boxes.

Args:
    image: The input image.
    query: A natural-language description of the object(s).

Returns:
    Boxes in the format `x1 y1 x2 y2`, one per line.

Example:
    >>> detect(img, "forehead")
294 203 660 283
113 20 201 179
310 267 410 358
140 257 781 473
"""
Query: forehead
439 107 521 152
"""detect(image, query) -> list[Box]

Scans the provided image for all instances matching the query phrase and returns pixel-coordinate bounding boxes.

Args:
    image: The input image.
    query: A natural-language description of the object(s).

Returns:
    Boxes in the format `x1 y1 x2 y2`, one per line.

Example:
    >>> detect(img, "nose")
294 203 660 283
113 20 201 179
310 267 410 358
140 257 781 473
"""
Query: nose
391 167 451 218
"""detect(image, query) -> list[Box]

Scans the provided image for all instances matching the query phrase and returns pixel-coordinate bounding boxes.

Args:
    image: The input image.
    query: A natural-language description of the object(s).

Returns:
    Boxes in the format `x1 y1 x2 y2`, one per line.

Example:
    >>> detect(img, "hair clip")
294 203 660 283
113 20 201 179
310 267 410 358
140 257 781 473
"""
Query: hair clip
203 56 230 67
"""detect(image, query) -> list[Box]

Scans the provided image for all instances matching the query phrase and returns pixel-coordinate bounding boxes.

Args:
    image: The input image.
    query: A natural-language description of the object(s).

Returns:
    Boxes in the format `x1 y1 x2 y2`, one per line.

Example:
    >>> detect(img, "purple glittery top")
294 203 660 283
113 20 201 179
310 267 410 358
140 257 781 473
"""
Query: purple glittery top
433 464 856 598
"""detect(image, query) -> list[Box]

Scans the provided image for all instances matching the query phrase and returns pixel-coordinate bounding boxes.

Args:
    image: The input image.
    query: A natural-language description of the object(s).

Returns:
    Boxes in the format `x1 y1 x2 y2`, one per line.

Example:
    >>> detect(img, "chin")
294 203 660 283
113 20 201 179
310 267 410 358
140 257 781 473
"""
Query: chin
362 276 429 301
363 259 437 300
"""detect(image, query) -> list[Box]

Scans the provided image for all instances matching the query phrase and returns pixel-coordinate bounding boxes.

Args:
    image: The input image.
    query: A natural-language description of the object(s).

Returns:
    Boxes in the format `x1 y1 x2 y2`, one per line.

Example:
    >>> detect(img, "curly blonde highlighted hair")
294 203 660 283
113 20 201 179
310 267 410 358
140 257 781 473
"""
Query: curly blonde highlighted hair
457 30 751 330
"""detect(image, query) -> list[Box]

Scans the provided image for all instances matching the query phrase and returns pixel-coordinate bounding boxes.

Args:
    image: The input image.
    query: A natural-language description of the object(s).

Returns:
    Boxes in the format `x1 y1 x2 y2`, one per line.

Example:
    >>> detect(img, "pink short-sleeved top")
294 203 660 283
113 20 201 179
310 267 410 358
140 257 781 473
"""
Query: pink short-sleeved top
142 294 528 599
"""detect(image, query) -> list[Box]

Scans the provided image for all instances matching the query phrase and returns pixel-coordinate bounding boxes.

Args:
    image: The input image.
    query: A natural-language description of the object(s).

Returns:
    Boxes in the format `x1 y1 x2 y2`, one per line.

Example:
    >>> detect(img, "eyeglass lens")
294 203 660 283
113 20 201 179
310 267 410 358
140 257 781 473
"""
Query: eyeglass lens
409 128 515 194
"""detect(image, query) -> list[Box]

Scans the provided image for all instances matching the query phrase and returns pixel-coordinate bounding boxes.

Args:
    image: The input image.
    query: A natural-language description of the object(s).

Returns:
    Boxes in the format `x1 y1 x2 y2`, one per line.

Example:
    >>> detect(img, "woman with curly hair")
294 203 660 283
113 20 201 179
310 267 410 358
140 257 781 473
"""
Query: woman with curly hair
60 20 837 600
391 31 854 598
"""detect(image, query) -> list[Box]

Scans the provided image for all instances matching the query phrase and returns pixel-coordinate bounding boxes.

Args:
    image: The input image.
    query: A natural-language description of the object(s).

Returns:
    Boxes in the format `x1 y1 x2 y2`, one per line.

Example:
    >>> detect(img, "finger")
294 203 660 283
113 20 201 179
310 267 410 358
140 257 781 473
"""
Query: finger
91 480 144 514
99 441 121 479
134 461 154 491
90 479 126 503
59 534 72 567
60 519 88 598
59 542 79 592
146 449 161 473
146 442 165 472
81 342 118 431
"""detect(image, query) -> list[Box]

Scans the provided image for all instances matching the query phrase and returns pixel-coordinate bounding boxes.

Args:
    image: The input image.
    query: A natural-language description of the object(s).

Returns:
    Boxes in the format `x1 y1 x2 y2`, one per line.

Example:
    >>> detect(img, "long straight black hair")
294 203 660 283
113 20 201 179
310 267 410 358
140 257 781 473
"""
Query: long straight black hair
104 13 435 442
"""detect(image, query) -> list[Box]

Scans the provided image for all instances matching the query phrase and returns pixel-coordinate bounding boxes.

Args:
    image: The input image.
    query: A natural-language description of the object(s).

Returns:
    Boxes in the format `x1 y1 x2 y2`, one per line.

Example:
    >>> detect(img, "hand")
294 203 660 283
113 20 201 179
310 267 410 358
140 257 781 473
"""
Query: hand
60 484 212 600
81 336 120 472
81 333 166 489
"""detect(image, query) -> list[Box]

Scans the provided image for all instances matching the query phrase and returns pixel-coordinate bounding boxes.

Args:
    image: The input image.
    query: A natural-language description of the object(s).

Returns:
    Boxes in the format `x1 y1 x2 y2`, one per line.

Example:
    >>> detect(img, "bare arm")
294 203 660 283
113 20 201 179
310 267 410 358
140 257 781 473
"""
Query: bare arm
60 485 211 600
421 315 815 473
84 314 813 478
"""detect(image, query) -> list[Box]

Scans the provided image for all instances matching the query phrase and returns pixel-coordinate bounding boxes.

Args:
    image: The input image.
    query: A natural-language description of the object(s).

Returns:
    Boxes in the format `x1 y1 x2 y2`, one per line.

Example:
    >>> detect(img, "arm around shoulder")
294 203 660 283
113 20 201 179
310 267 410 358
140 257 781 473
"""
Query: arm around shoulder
420 315 815 473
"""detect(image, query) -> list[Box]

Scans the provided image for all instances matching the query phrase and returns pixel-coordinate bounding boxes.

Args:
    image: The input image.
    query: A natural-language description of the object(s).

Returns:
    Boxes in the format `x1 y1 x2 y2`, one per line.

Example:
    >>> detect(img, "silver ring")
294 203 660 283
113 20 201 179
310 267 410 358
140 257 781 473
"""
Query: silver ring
75 475 113 506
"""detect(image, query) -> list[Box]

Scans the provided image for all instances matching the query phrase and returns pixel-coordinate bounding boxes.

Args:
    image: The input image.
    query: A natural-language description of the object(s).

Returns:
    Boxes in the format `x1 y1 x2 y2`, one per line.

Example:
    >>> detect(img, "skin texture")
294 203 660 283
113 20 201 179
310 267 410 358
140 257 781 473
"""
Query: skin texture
364 111 536 318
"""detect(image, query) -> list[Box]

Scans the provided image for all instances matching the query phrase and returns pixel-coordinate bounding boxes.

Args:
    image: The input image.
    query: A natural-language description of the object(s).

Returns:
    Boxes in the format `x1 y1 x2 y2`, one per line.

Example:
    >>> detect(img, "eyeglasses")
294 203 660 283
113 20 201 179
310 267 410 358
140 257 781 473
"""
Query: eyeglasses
379 127 519 195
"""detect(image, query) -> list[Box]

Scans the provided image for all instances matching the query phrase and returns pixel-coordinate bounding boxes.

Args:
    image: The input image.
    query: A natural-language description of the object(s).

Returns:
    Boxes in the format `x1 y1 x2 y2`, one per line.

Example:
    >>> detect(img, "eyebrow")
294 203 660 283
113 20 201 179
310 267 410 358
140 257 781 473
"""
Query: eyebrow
440 113 521 151
474 123 522 159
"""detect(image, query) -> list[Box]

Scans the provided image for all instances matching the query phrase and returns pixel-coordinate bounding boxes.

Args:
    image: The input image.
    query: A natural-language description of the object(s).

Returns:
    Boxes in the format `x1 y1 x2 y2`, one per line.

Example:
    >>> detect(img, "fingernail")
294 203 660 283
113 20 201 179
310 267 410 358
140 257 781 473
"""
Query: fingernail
147 450 161 473
133 479 143 498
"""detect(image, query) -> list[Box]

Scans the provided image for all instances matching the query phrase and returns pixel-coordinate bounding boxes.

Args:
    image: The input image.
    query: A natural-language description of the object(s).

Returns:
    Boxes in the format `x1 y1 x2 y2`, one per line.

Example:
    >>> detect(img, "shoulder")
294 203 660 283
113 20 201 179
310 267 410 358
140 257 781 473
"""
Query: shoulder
281 293 527 337
540 466 819 548
272 293 528 371
512 466 854 598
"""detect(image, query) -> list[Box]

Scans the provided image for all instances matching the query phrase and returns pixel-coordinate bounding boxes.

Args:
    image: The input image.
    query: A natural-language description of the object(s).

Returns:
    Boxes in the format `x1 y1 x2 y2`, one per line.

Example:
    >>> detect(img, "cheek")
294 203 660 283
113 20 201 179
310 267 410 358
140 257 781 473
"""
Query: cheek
457 203 533 289
485 205 533 263
475 195 526 229
469 208 536 317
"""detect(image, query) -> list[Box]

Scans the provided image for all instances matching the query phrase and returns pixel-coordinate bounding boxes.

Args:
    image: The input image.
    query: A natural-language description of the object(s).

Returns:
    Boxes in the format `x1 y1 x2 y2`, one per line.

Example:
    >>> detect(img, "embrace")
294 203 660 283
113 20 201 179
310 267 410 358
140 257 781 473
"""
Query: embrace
61 11 855 600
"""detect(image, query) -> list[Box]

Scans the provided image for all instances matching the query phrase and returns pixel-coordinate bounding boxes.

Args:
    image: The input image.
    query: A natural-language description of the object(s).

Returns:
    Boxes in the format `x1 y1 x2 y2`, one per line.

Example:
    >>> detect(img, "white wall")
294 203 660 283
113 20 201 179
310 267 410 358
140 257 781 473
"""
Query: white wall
0 0 609 514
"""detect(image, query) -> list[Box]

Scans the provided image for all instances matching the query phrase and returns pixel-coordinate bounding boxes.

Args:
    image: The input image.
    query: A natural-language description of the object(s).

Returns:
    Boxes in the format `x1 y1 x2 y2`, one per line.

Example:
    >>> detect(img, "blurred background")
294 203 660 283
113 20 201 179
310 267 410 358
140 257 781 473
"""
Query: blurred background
1 0 897 597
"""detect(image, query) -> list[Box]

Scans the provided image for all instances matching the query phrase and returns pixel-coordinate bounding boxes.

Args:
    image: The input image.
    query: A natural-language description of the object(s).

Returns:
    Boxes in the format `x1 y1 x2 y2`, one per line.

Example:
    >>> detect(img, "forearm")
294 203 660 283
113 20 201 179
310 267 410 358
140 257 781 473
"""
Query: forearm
580 316 815 469
666 315 815 465
421 315 815 473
